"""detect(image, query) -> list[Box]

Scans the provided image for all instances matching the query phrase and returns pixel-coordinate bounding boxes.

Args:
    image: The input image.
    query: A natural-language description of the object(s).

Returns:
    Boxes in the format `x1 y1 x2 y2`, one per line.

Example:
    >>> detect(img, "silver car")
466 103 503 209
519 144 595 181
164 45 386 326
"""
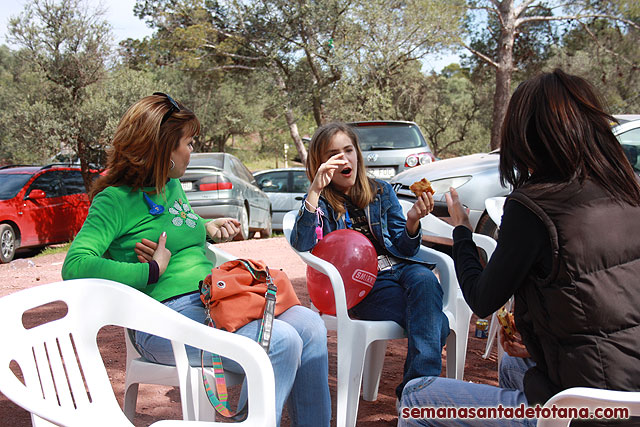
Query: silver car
349 121 436 181
391 119 640 239
254 167 309 231
180 153 272 240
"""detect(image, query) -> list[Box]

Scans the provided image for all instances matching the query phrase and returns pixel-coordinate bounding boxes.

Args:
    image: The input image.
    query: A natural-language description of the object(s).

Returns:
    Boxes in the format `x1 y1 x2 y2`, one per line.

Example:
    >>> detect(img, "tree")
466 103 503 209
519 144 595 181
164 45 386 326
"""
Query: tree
462 0 640 149
132 0 465 164
417 65 493 157
6 0 112 188
547 18 640 114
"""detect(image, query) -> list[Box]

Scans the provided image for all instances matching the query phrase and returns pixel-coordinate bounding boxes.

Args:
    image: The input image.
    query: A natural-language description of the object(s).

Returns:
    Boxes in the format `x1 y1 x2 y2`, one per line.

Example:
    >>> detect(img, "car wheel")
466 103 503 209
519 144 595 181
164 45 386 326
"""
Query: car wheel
234 205 250 241
475 213 499 263
259 212 272 239
0 224 17 264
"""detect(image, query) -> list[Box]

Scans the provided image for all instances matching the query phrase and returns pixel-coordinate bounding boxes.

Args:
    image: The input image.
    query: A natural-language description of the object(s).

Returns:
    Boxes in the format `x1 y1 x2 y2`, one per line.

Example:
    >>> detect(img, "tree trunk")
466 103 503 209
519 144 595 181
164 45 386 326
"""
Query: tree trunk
490 66 513 150
285 109 308 166
275 72 308 165
216 135 227 152
312 93 326 126
490 0 517 150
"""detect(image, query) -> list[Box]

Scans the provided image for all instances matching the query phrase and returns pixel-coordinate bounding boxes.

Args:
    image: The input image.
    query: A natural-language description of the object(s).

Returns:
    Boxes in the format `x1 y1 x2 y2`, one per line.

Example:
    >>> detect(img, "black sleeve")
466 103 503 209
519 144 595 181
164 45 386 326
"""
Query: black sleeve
451 198 550 318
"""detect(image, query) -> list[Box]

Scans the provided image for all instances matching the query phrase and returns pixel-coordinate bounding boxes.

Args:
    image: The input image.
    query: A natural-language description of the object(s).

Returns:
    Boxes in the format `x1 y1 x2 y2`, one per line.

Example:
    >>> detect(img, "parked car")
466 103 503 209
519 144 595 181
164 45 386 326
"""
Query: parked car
254 167 309 231
391 119 640 239
0 164 97 263
348 121 436 181
179 153 272 240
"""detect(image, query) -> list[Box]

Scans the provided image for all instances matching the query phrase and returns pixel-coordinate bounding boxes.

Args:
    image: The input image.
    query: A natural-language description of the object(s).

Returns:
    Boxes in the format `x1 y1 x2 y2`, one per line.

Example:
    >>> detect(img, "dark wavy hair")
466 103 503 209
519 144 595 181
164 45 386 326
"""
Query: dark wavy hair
90 94 200 199
499 68 640 206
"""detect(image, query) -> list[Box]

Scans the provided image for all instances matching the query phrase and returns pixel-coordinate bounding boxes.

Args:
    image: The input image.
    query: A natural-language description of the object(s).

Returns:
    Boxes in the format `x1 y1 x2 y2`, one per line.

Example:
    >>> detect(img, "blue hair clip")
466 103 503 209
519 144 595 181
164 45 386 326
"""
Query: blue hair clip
143 193 164 215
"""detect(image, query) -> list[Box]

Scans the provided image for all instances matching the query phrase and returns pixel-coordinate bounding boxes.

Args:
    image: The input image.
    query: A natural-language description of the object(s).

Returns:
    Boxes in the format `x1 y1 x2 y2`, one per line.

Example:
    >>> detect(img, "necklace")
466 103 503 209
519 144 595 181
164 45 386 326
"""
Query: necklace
143 192 164 215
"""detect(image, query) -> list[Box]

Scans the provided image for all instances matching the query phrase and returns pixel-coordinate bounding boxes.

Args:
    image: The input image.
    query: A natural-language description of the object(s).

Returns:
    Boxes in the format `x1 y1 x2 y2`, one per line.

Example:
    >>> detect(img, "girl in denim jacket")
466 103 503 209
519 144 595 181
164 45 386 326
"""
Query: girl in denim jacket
290 122 450 399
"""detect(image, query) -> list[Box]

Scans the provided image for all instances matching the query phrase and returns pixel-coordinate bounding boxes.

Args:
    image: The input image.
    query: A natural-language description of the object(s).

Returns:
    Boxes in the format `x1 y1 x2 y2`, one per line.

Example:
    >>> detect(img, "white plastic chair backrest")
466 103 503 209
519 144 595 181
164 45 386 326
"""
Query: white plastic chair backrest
537 387 640 427
485 196 506 227
0 279 276 427
398 199 497 259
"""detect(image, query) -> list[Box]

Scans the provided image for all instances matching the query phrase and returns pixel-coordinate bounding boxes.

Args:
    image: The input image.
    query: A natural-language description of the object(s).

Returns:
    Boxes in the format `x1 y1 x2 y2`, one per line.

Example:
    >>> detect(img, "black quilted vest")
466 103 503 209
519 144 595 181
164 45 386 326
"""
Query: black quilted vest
509 179 640 406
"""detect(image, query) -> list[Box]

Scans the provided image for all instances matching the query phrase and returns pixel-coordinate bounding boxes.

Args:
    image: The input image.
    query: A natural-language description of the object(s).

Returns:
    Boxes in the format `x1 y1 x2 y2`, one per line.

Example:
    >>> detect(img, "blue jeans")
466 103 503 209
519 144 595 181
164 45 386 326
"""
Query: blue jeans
399 355 536 426
134 292 331 426
349 261 449 398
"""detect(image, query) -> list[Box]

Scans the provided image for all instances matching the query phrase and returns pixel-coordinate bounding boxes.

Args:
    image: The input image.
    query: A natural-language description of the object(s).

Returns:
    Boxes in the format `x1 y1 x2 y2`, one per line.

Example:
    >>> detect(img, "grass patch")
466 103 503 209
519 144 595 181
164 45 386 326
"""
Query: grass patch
36 242 71 257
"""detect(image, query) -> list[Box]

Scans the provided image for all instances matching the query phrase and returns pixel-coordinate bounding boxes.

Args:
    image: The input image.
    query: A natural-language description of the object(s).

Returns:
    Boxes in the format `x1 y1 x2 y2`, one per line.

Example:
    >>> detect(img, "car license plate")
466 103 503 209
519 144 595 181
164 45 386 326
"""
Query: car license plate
181 182 193 191
367 167 395 179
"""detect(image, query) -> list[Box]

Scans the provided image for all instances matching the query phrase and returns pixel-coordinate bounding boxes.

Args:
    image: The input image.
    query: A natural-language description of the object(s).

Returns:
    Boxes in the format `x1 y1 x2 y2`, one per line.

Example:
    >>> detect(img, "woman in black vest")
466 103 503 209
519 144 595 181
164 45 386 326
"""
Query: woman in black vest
399 69 640 426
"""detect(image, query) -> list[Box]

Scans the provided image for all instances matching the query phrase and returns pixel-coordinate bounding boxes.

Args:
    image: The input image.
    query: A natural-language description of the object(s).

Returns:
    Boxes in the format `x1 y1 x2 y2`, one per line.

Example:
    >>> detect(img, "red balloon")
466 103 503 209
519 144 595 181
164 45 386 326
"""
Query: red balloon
306 229 378 315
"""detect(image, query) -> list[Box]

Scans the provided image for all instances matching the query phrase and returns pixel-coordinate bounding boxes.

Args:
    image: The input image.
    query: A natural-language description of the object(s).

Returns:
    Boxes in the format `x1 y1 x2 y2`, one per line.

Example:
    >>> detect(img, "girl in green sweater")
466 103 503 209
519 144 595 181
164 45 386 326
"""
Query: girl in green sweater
62 93 330 426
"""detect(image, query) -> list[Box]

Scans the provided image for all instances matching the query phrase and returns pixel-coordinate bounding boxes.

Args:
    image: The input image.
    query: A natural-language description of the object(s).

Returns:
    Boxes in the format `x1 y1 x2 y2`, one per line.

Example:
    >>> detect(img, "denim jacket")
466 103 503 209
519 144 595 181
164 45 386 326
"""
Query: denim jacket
290 179 429 265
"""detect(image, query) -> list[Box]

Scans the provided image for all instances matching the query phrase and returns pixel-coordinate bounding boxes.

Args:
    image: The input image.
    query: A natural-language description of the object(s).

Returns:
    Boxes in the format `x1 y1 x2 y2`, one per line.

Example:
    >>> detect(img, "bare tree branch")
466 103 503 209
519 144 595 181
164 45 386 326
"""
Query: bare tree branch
462 42 499 68
518 13 640 31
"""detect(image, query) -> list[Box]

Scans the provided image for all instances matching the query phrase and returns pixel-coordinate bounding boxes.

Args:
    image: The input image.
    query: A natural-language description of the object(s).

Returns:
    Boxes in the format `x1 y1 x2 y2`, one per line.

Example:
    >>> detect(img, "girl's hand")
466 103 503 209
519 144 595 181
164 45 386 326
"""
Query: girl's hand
500 327 531 358
134 232 172 275
309 153 348 194
444 187 473 231
405 192 434 235
206 218 241 243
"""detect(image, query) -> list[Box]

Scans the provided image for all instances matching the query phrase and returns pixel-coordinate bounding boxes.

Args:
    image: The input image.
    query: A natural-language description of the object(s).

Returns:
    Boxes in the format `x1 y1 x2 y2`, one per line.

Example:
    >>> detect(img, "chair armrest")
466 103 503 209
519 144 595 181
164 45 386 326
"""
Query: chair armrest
544 387 640 416
294 249 352 323
414 246 457 310
206 243 237 267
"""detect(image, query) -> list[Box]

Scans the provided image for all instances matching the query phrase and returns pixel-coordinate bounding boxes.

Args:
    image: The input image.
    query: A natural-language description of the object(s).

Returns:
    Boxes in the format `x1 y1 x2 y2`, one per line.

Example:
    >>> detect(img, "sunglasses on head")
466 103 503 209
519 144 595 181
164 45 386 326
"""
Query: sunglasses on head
153 92 181 125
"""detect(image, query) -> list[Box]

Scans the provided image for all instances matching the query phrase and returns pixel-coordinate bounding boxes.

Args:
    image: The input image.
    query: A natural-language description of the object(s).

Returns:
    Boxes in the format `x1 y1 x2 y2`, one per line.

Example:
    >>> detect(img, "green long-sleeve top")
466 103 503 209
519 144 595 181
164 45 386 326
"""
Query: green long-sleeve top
62 178 213 302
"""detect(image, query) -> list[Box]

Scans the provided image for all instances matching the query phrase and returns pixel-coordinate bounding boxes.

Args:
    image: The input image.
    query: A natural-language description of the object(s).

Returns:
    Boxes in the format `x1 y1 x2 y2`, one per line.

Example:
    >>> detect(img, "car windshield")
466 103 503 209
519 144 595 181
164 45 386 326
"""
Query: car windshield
353 125 427 151
0 173 34 200
188 155 224 169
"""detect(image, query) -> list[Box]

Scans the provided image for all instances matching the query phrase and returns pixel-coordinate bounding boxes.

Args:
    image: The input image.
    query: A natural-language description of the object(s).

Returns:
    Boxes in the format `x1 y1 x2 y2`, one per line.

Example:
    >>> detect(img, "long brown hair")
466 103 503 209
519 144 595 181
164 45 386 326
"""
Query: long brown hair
307 122 380 214
499 68 640 206
90 94 200 199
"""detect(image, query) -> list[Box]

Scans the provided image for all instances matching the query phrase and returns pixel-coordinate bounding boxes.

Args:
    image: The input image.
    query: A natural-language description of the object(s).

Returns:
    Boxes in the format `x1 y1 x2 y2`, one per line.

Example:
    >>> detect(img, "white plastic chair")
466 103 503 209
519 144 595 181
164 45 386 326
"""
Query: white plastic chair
283 209 471 427
0 278 276 427
485 196 506 227
398 199 496 363
123 243 243 422
537 387 640 427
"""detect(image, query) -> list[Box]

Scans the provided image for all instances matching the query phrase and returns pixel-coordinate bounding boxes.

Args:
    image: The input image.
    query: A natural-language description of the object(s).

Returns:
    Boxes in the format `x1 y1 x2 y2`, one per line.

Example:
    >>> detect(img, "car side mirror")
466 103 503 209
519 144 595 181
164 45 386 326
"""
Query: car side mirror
259 179 273 190
26 189 47 200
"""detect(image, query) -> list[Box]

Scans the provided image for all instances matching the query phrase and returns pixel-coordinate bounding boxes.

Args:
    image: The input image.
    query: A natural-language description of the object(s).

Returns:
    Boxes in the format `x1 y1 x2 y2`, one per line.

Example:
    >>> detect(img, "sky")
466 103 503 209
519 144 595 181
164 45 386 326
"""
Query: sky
0 0 154 47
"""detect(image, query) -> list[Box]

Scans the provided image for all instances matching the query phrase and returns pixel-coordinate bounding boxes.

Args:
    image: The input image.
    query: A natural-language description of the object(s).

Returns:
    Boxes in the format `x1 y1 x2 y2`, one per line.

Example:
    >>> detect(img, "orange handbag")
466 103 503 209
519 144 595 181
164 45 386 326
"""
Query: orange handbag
199 258 300 333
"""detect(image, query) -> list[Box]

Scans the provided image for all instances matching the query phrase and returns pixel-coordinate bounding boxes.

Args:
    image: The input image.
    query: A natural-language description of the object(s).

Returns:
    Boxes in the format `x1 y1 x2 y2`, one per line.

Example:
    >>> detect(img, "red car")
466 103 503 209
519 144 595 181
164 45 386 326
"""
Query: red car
0 165 97 263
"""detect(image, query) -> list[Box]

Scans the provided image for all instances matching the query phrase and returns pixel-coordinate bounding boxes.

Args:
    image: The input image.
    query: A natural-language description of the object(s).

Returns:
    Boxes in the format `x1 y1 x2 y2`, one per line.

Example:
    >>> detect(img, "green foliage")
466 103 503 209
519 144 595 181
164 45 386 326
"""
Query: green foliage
546 18 640 114
416 67 492 157
2 0 637 172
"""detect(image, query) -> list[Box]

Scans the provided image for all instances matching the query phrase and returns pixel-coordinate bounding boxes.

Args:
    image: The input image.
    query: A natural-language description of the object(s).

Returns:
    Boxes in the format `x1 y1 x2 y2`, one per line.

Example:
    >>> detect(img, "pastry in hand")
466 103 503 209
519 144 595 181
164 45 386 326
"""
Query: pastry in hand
409 178 435 197
497 306 516 339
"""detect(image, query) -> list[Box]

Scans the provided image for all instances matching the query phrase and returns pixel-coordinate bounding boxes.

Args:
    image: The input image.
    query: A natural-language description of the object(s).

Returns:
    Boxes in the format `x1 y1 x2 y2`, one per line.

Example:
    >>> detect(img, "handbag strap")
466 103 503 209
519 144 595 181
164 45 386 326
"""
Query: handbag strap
257 265 277 353
198 259 278 419
200 350 247 421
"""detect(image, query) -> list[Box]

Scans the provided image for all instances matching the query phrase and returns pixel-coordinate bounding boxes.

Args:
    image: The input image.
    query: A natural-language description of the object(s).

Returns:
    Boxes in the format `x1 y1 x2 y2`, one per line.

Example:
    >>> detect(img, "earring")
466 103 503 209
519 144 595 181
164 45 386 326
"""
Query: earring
170 159 175 170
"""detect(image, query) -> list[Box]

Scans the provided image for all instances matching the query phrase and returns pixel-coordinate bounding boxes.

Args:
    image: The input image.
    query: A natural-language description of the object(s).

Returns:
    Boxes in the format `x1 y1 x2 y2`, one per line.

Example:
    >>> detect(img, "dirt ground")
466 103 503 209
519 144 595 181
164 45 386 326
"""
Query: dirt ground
0 237 499 426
